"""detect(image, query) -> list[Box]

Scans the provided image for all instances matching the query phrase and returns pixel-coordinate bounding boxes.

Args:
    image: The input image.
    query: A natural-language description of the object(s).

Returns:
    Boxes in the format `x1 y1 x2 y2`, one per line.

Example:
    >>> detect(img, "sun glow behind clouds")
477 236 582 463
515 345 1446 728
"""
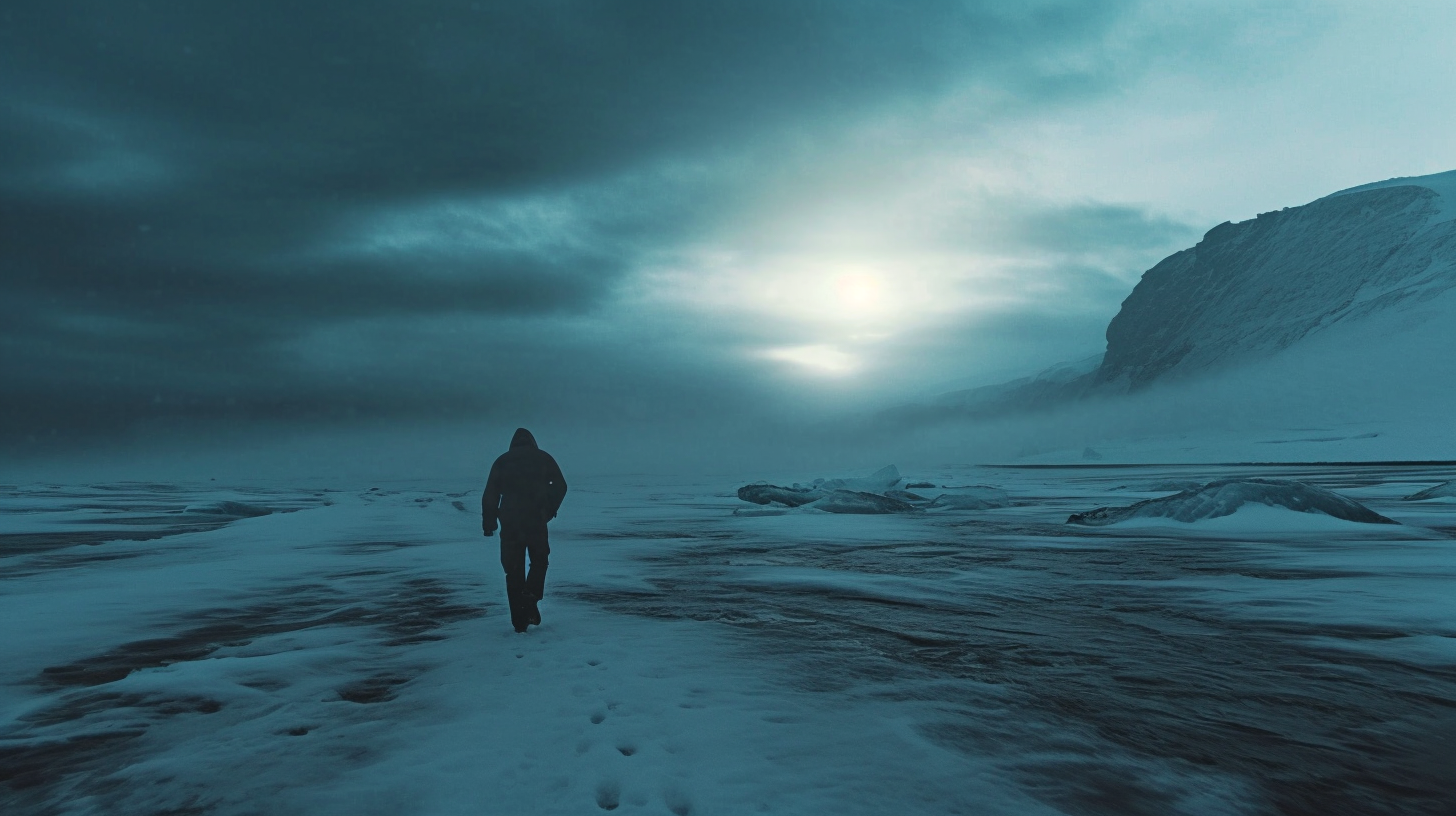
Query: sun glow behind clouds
642 250 1005 383
760 344 858 376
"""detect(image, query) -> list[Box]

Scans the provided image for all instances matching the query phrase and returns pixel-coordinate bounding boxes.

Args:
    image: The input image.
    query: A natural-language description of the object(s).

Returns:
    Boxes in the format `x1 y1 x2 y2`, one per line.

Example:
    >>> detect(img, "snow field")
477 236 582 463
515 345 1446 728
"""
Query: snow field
1 481 1049 815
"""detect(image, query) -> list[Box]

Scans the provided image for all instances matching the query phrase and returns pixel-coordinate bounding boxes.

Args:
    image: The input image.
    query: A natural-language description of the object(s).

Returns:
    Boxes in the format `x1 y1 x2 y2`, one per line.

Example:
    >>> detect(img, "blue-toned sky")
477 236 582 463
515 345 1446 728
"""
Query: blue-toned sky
3 1 1454 471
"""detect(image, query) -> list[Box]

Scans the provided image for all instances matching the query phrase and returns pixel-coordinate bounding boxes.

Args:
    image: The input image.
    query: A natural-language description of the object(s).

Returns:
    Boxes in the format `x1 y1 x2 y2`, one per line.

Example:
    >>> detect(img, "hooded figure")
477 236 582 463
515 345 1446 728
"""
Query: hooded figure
482 428 568 633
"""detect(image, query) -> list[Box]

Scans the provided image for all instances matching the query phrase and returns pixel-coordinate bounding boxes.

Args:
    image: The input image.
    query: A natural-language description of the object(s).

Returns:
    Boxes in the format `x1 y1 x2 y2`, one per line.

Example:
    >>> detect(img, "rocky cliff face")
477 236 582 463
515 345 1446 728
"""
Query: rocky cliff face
1094 171 1456 389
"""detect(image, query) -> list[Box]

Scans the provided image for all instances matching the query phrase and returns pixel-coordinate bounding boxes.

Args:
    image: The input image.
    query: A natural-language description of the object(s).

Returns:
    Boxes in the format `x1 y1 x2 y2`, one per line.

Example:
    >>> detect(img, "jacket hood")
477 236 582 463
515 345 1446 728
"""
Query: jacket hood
510 428 538 450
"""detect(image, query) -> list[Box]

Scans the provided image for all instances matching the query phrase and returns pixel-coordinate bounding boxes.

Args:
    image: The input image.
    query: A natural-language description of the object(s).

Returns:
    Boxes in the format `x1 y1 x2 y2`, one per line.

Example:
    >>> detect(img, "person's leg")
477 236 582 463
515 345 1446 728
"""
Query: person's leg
499 527 529 632
523 524 550 626
523 525 551 601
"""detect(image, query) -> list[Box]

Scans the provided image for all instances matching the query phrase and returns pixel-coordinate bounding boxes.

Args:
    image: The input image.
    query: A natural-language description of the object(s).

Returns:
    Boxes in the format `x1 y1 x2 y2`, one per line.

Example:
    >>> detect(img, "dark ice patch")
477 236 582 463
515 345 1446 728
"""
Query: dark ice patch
40 578 483 687
182 500 273 518
0 530 184 559
0 729 144 793
336 674 411 704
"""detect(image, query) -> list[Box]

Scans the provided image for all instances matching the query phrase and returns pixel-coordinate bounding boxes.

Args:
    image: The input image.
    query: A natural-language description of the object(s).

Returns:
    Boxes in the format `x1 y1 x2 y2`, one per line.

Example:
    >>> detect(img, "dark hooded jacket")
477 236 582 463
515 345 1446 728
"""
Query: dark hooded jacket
482 428 567 534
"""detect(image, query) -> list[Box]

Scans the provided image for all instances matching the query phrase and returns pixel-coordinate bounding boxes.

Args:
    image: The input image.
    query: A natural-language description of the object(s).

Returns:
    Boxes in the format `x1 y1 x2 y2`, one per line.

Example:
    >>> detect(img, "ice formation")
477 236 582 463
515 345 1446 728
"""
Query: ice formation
806 490 918 514
816 465 902 492
737 466 903 511
1066 479 1397 526
736 484 823 508
737 467 1014 515
1403 480 1456 501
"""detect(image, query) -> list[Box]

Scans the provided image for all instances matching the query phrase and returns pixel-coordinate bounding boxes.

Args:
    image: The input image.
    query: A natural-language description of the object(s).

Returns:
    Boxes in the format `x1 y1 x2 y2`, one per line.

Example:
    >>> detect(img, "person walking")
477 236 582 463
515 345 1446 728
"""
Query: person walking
482 428 568 633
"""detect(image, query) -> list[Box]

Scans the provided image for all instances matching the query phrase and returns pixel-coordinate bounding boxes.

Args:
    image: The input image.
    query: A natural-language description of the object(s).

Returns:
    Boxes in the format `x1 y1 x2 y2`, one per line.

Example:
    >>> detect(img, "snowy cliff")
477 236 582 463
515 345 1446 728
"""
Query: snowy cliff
1094 170 1456 389
887 170 1456 461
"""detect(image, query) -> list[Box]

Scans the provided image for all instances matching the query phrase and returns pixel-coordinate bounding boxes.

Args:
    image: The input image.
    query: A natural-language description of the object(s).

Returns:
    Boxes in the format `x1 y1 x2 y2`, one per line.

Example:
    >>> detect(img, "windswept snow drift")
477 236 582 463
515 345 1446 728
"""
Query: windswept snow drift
1067 479 1397 526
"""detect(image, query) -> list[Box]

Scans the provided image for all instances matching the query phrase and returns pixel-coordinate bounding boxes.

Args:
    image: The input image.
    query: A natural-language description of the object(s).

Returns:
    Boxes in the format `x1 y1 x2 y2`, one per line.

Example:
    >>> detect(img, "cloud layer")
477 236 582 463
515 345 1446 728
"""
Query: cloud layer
4 0 1453 465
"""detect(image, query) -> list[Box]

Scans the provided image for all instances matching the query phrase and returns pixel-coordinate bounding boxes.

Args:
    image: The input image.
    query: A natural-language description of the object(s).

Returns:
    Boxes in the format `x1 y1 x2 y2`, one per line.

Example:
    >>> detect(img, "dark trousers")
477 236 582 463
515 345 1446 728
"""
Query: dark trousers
500 521 549 628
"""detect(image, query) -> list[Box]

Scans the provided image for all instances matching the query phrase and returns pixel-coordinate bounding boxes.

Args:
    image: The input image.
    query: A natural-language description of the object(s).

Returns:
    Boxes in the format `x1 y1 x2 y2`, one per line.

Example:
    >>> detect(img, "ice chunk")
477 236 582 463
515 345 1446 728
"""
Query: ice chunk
736 484 823 507
1066 479 1396 526
883 489 930 503
807 490 917 514
927 486 1011 510
736 466 902 508
1402 480 1456 501
819 465 901 492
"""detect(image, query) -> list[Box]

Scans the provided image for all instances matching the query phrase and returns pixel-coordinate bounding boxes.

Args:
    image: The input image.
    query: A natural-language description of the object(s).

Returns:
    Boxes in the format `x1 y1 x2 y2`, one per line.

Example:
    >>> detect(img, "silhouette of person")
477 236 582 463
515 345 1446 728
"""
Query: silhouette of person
482 428 568 633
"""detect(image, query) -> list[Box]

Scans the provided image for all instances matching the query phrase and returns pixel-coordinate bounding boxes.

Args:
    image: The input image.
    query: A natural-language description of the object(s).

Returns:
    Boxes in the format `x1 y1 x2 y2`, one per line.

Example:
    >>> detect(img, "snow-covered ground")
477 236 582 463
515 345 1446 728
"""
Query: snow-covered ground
3 465 1455 815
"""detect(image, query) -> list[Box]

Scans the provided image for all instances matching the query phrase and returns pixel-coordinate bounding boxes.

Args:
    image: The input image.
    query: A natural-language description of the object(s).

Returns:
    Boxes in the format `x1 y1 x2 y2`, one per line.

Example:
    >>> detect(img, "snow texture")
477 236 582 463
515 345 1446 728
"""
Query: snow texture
1067 478 1398 526
3 465 1455 815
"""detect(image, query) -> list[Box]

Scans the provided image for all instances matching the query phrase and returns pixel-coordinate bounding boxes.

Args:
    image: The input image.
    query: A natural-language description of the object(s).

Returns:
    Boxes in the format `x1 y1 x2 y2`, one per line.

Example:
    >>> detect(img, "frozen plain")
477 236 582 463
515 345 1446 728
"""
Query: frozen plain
2 464 1454 816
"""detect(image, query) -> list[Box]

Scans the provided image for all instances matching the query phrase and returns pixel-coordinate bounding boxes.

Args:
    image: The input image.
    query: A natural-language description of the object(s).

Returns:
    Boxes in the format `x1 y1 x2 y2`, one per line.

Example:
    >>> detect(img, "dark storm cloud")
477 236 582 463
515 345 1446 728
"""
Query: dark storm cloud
0 0 1138 448
938 199 1197 257
996 203 1196 255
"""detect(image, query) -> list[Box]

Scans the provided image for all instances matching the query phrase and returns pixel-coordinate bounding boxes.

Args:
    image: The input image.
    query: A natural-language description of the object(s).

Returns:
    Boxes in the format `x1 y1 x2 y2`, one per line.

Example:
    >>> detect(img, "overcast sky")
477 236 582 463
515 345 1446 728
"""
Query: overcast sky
4 0 1455 472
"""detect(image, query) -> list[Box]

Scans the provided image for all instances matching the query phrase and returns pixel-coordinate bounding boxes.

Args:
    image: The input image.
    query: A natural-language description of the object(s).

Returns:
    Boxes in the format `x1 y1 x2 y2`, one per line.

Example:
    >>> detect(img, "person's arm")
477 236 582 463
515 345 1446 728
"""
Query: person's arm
545 454 567 520
481 460 501 536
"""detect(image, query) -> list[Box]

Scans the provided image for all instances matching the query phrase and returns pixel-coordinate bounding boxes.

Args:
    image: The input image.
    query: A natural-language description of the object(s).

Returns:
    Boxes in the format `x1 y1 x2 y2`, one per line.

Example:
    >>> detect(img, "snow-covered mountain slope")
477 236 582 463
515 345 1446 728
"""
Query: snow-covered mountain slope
1095 169 1456 389
880 170 1456 462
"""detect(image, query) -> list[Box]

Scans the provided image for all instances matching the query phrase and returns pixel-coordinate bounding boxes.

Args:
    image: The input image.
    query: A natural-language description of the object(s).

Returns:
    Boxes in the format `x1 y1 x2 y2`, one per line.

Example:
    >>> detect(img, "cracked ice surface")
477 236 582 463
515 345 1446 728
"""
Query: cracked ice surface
3 465 1456 815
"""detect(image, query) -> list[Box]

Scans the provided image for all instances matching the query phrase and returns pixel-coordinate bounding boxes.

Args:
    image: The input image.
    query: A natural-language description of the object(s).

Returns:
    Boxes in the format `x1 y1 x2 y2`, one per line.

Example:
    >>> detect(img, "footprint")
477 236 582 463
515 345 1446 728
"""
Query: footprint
590 712 605 724
595 782 621 811
576 740 592 754
587 659 601 666
663 788 693 816
616 743 636 757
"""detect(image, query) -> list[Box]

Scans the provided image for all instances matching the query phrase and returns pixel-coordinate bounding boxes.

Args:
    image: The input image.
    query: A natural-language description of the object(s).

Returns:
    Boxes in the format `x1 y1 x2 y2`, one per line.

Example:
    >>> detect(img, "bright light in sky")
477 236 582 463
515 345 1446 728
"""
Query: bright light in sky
761 344 858 376
835 272 883 315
